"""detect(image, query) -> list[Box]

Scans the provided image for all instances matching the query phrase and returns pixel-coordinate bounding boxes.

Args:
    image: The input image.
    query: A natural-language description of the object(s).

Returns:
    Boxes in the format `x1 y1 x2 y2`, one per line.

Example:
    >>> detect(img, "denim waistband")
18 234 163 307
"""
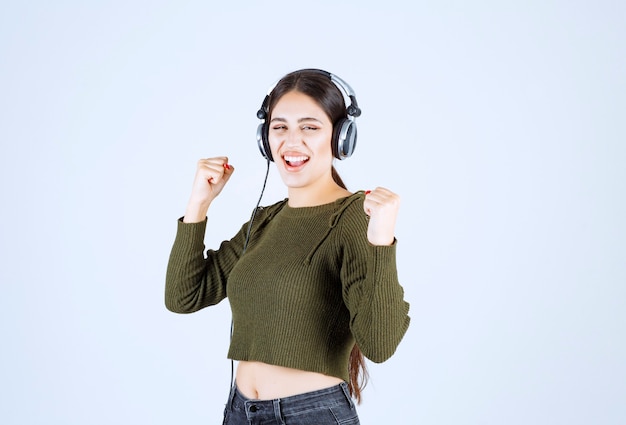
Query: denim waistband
227 381 354 422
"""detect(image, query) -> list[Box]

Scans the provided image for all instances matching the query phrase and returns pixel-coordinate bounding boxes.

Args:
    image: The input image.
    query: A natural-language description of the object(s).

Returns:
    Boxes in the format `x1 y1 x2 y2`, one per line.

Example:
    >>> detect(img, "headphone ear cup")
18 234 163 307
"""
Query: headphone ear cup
333 119 357 160
256 122 273 161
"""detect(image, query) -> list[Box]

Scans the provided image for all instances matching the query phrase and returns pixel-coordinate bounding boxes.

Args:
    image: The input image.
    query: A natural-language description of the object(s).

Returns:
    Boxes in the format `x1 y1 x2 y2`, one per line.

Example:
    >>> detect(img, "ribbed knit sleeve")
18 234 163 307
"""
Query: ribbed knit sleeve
338 199 411 363
165 217 246 313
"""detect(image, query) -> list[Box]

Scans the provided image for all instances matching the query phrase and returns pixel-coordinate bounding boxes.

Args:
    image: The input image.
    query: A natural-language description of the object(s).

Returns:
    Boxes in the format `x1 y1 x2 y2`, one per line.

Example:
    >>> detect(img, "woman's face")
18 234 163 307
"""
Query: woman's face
268 90 335 192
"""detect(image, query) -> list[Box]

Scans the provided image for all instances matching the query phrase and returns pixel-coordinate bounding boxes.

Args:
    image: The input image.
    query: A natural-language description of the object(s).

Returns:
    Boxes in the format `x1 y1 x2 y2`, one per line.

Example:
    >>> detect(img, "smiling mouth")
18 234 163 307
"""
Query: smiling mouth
283 155 310 167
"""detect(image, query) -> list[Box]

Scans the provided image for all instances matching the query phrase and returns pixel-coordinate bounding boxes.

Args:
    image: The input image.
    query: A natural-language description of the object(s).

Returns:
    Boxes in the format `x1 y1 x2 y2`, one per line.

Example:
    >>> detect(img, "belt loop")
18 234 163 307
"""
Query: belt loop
273 398 285 424
340 382 355 409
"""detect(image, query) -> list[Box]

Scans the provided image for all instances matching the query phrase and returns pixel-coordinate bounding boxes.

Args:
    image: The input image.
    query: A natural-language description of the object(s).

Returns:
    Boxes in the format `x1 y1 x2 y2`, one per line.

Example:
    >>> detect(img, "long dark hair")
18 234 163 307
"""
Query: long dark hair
267 69 369 403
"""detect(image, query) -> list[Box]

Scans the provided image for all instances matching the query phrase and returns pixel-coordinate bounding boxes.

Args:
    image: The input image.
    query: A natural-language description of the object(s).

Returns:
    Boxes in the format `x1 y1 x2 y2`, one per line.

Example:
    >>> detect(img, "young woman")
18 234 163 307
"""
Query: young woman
165 69 410 424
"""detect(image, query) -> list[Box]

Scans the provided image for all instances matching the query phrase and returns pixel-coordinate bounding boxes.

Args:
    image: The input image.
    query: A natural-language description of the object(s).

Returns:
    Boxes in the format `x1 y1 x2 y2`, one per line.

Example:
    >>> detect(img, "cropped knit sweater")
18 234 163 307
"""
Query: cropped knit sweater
165 192 410 382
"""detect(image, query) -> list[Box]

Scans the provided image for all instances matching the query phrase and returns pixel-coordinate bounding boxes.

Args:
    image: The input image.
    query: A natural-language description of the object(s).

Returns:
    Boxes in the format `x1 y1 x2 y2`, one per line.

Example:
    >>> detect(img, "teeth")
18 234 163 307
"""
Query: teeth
284 155 309 162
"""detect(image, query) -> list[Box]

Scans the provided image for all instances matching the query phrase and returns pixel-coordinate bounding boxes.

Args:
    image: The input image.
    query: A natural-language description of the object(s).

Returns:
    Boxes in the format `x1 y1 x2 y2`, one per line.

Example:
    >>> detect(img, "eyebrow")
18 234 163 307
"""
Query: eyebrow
270 117 324 124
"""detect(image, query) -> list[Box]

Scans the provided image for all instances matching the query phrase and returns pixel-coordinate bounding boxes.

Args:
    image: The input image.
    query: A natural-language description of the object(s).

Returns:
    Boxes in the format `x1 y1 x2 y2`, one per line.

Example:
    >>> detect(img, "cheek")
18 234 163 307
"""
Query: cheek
267 134 280 156
318 132 335 156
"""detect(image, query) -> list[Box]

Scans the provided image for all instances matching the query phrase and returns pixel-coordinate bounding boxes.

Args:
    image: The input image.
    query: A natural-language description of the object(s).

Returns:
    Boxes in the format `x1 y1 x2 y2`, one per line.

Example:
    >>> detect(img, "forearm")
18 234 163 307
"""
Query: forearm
165 219 228 313
345 244 411 363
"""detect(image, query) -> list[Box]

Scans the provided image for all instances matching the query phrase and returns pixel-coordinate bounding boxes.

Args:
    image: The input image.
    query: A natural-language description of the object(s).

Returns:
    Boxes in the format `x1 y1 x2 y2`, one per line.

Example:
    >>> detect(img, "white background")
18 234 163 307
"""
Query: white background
1 1 624 424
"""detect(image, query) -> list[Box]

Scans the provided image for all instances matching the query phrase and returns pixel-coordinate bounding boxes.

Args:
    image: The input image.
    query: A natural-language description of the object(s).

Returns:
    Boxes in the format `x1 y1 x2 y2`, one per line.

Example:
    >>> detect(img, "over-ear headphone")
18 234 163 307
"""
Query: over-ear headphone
256 69 362 162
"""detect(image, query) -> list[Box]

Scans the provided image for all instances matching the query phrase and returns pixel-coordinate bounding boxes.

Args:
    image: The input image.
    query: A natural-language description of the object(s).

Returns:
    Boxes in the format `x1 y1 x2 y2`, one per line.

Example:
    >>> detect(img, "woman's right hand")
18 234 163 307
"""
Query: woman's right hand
183 156 234 223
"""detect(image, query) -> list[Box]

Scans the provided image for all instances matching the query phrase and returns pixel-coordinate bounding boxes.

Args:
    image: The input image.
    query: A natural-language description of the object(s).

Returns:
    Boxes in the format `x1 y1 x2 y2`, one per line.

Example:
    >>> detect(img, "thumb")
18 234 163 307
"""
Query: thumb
220 162 235 183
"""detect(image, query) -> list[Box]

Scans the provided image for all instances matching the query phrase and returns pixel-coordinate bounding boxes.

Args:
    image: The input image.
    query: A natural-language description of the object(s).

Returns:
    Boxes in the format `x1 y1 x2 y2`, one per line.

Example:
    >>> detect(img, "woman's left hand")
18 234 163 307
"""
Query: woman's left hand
363 187 400 246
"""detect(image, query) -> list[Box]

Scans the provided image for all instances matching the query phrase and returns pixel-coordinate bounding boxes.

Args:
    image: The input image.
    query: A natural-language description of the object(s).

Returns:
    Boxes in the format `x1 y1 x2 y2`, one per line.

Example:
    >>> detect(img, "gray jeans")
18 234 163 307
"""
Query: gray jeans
222 382 360 425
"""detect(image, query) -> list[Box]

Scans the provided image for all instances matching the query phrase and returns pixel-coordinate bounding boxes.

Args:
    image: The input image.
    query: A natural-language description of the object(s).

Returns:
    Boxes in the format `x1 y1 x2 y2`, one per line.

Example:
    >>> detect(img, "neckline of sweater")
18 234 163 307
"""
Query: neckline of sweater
279 191 364 218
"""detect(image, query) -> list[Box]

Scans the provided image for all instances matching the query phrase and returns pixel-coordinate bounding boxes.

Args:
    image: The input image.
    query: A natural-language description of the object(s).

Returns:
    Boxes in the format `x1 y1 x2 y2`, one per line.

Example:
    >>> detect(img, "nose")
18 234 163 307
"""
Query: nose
285 128 303 147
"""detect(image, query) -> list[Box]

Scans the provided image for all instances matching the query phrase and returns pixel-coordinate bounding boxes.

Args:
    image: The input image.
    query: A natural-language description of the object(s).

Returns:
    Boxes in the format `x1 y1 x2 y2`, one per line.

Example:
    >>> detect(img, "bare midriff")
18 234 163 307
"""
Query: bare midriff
235 361 344 400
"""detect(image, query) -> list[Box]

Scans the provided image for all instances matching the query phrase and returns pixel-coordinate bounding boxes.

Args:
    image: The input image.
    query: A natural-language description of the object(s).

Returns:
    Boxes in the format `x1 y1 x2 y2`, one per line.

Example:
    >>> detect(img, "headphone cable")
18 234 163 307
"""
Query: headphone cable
229 157 271 389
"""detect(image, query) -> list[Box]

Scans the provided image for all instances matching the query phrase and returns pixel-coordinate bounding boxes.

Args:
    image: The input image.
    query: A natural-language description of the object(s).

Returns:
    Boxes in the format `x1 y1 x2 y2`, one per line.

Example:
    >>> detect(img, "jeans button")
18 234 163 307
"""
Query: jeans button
249 405 258 412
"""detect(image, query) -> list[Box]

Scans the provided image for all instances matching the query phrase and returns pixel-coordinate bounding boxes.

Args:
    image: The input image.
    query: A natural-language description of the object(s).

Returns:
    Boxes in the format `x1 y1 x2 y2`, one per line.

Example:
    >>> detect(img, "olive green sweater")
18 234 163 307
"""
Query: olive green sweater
165 192 410 382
